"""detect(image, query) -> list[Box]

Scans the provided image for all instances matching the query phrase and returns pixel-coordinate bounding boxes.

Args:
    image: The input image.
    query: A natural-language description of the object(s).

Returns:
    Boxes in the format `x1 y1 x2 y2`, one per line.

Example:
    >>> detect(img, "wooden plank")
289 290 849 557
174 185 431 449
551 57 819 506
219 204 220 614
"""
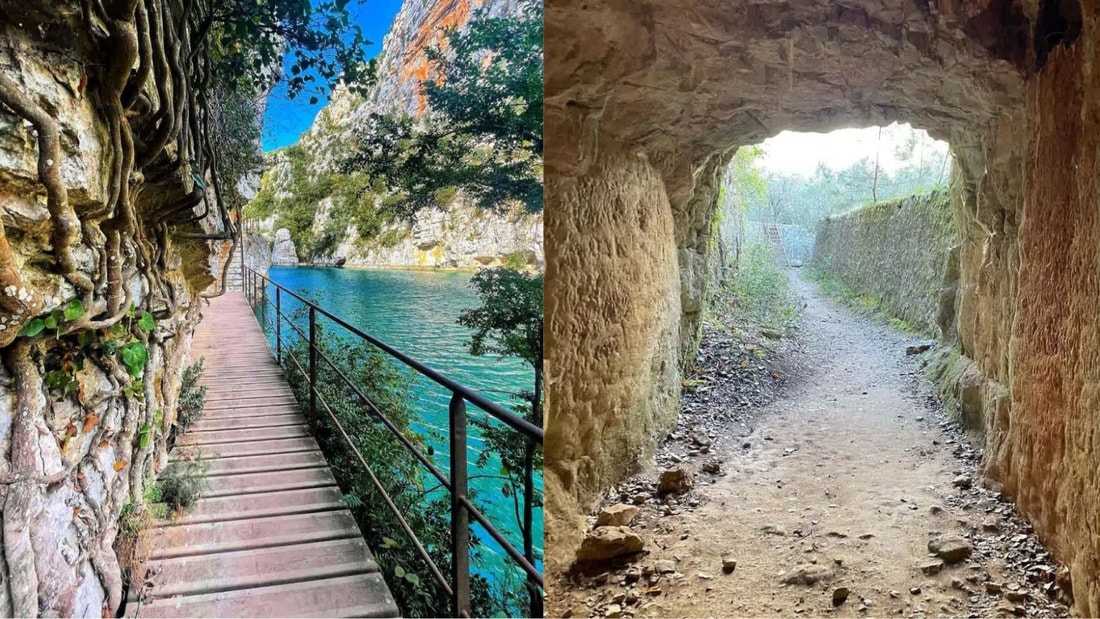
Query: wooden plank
143 539 379 598
170 437 320 460
166 486 347 525
201 451 328 476
138 294 398 618
177 424 310 446
201 400 301 415
190 413 305 432
149 511 363 559
202 393 300 406
202 467 336 498
195 406 302 421
128 573 398 618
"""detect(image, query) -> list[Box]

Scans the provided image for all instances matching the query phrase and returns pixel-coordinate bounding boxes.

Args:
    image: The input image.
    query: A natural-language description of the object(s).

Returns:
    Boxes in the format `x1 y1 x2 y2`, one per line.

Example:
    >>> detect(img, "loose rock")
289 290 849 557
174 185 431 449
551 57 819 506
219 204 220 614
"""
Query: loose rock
832 587 850 606
575 527 645 562
780 564 834 586
657 467 694 494
596 504 639 527
654 559 677 574
721 556 737 574
928 534 972 563
919 560 945 576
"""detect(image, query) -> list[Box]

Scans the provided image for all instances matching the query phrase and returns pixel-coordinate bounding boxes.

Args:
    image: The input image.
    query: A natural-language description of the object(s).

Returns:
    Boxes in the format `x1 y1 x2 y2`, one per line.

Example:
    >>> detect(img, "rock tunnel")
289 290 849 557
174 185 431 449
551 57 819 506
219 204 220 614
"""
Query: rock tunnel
543 0 1099 614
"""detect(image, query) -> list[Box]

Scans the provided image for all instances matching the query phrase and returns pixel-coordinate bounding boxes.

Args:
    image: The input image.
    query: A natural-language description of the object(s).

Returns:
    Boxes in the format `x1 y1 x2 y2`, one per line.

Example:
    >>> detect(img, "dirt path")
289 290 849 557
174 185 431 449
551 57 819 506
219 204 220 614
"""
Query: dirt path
550 273 1070 619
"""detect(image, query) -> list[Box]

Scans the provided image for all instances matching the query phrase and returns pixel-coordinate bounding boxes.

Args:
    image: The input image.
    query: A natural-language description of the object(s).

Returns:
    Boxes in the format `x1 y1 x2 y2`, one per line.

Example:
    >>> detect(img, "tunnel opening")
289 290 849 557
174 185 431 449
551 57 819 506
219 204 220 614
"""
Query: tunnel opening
546 2 1100 613
711 123 957 341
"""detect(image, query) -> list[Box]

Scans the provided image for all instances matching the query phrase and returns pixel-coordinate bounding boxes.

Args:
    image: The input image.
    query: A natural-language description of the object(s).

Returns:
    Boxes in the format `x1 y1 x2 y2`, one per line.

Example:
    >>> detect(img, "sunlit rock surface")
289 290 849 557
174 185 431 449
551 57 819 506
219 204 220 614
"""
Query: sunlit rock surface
255 0 543 270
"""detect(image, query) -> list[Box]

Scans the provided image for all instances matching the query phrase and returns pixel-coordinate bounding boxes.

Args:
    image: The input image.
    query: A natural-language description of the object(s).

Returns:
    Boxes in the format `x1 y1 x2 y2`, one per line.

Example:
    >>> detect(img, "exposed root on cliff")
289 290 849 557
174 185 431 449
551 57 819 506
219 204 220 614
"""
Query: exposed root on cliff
0 0 241 614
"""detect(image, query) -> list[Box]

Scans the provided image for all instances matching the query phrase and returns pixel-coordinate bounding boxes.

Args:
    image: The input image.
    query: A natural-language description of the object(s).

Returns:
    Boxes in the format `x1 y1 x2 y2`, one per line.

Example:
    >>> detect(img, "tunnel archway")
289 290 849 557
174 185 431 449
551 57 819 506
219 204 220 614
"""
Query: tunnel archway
544 1 1097 614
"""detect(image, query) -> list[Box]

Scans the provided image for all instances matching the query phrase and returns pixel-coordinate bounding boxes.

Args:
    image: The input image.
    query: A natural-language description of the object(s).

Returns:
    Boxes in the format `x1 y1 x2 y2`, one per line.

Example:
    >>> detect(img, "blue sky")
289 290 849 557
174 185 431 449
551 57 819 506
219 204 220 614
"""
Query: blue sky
262 0 406 152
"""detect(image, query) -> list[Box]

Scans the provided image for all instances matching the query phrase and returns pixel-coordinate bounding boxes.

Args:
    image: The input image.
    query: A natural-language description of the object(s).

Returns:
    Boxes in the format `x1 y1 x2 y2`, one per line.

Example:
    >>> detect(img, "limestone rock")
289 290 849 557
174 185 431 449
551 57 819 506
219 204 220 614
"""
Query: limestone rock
919 560 945 576
780 564 835 586
596 504 639 527
928 535 972 564
270 228 299 265
575 526 644 562
657 467 693 494
249 0 541 270
721 556 737 574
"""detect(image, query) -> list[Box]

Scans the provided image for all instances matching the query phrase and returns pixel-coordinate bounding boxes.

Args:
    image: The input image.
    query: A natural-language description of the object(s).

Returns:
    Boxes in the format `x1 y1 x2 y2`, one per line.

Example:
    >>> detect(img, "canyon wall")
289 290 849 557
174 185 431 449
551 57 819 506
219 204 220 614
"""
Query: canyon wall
546 2 1100 612
251 0 543 270
0 5 219 615
812 190 957 336
995 34 1100 615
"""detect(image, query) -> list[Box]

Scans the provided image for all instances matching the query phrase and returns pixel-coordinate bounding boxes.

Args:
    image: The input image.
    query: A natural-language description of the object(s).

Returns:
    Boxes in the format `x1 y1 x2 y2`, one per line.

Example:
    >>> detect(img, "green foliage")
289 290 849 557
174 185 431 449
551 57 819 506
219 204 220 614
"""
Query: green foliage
457 268 543 369
457 267 544 613
246 149 391 259
279 322 493 617
207 0 374 100
341 1 543 218
502 250 531 269
725 239 801 330
21 300 85 338
174 359 208 441
120 342 148 378
740 127 951 227
156 457 209 512
723 146 767 207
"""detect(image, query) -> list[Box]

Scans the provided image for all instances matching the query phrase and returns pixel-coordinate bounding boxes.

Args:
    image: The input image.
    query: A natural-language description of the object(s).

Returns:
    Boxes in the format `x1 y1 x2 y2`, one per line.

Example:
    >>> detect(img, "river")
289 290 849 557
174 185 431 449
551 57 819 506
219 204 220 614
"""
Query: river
254 266 543 605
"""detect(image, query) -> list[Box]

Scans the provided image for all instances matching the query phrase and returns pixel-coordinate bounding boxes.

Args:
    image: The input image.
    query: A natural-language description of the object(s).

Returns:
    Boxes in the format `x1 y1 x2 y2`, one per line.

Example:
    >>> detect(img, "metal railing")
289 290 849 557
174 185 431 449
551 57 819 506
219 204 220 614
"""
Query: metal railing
241 264 544 617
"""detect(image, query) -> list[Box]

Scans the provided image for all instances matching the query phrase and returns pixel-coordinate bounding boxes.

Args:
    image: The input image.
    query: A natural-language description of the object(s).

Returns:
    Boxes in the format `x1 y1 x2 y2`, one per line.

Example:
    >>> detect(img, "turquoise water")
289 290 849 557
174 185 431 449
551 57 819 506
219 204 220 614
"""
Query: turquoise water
254 266 542 601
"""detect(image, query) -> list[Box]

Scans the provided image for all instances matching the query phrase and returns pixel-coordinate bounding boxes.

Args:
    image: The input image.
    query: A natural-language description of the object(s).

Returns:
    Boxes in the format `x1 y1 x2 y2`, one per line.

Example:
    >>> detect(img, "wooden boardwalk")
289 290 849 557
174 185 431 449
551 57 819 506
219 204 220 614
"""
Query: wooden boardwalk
128 293 399 618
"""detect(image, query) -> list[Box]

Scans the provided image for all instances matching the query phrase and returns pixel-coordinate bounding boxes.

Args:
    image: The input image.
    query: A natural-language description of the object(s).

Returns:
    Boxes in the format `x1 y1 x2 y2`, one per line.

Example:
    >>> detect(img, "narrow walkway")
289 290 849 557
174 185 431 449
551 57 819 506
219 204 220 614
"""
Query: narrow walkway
128 293 399 618
548 273 1069 618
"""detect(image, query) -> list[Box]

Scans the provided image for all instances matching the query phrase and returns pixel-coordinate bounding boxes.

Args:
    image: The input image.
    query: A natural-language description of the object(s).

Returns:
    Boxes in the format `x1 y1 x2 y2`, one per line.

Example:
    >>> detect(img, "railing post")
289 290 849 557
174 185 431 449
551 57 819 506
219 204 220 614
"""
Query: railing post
308 306 317 420
524 440 541 618
275 287 282 364
449 393 470 617
239 222 245 290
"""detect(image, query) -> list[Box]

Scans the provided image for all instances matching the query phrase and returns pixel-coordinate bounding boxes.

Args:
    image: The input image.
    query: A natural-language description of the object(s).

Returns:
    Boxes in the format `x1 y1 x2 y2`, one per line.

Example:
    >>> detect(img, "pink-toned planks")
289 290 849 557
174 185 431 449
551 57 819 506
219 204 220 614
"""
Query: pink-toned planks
127 293 399 618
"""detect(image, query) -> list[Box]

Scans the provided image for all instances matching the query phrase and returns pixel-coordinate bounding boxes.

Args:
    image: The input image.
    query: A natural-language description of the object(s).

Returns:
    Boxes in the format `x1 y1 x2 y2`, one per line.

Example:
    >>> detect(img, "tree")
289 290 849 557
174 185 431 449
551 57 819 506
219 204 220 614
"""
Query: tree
342 0 543 218
456 267 544 616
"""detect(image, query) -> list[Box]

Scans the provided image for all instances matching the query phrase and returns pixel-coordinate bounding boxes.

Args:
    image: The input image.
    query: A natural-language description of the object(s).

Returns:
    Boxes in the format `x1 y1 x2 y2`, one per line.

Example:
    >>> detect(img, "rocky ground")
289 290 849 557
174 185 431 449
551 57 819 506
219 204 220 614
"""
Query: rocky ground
547 273 1072 619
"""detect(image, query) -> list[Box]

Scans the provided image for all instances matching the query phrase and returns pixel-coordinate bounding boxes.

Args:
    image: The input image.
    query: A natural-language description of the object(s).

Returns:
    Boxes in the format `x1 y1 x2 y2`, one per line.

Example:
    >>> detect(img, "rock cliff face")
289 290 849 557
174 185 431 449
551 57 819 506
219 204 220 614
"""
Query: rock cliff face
0 5 219 616
544 1 1100 613
812 191 957 336
253 0 542 270
270 228 299 265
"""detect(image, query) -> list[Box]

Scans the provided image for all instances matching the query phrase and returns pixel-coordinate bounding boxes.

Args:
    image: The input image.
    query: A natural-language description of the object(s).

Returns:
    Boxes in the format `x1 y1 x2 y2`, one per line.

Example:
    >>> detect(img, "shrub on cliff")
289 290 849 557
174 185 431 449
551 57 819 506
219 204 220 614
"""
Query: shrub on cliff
342 0 544 218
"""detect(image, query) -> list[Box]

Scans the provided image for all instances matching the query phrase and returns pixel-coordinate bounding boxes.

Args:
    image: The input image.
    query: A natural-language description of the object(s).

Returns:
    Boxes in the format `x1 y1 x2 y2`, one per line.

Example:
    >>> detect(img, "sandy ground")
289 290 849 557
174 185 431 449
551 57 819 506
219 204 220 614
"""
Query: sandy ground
547 273 1070 619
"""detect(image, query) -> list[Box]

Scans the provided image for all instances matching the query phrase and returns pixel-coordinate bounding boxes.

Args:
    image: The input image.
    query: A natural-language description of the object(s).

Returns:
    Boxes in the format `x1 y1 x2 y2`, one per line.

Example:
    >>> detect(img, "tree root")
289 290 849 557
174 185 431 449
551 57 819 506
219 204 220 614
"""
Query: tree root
3 342 44 618
0 73 94 295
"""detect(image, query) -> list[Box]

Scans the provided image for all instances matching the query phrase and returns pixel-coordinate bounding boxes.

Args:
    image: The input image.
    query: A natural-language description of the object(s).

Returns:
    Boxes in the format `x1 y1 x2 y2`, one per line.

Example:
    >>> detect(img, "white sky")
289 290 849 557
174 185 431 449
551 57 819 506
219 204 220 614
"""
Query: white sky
756 122 950 177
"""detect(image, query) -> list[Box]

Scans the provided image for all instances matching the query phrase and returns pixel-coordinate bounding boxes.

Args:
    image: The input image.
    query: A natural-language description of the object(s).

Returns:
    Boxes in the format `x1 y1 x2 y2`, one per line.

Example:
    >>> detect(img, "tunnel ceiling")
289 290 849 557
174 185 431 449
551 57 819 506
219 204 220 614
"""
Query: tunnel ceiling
545 0 1038 183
